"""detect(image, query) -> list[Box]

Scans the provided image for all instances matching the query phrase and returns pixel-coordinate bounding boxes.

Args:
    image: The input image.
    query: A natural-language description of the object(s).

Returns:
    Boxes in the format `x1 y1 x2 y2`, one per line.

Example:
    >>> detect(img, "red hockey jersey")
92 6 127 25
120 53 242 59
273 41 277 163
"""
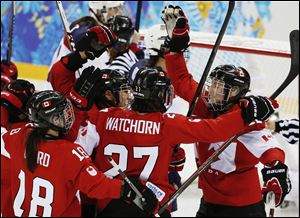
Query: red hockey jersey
165 52 285 206
1 124 122 217
77 106 248 211
1 114 28 217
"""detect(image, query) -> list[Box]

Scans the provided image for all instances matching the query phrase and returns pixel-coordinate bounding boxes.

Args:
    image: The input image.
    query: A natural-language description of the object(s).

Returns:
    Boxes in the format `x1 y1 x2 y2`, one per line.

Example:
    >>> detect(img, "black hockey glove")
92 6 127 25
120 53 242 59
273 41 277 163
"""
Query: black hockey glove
161 5 190 53
121 176 158 215
60 51 88 72
261 161 291 207
75 25 117 60
1 60 18 80
239 95 279 124
68 66 101 111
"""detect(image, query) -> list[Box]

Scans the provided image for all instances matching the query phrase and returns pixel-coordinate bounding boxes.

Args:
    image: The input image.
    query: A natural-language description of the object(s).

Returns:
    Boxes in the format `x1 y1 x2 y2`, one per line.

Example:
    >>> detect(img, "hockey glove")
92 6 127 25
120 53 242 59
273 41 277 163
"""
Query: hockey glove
1 60 18 80
68 66 101 111
1 79 35 122
261 161 291 207
75 25 117 60
169 147 186 172
1 74 13 91
121 176 158 215
239 95 279 124
60 51 88 72
161 5 190 53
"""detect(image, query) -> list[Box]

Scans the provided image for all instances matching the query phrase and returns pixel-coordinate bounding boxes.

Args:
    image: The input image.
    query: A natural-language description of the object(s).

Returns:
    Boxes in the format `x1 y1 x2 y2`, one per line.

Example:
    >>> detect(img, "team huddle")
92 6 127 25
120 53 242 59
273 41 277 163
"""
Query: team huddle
1 2 295 217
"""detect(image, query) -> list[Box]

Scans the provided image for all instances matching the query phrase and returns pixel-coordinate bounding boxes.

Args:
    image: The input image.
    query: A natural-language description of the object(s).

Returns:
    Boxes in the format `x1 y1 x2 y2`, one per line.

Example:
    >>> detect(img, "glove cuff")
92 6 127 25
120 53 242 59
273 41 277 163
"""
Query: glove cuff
68 87 89 111
61 51 87 72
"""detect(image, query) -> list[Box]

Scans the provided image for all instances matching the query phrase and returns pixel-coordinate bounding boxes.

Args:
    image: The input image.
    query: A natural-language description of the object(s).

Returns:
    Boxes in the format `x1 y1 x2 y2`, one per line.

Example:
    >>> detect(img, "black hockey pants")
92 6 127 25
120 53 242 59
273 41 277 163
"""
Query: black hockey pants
196 198 266 217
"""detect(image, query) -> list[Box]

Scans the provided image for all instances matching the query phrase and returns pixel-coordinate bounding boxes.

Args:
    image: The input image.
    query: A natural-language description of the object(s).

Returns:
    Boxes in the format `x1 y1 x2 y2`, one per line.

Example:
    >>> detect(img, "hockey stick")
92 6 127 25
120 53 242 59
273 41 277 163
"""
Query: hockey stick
135 1 143 31
186 1 235 117
107 157 146 211
56 1 82 77
174 1 235 152
56 1 75 51
6 1 15 63
266 191 276 217
157 29 299 216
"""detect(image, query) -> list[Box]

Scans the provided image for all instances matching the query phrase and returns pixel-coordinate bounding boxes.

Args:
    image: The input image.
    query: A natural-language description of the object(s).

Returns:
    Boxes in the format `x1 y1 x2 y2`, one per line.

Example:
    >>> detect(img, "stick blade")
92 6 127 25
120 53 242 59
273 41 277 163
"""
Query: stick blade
290 30 299 75
270 30 299 99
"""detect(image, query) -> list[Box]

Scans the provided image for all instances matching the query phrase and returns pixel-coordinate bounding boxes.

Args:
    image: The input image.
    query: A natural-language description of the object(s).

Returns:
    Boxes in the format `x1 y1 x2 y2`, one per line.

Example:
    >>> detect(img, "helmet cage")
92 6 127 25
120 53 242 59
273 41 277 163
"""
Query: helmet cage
201 65 250 112
112 80 134 108
202 77 234 112
27 92 75 134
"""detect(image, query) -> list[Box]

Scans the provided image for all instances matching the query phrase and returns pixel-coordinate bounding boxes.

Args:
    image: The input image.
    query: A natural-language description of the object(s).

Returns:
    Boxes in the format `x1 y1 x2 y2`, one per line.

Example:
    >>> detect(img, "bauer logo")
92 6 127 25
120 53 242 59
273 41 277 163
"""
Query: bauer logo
146 181 165 202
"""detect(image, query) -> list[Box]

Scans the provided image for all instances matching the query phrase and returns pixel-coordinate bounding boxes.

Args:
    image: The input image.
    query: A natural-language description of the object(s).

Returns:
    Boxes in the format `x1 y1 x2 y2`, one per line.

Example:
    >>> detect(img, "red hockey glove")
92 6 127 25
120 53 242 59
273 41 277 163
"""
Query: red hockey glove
261 161 291 207
169 147 186 172
1 79 35 122
75 25 117 60
1 74 13 91
161 5 190 52
239 95 279 124
1 60 18 80
68 66 101 111
120 176 158 216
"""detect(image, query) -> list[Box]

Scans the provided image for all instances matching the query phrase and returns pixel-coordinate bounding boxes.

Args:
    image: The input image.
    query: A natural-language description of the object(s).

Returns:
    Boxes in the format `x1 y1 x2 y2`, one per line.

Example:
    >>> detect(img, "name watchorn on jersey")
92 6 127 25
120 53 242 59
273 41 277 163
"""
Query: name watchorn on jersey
105 117 161 135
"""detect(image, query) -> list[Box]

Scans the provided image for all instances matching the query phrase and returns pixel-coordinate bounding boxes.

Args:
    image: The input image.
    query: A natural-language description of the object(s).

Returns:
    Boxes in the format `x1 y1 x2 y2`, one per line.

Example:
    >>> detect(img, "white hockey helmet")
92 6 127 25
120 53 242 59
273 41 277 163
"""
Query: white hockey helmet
144 24 168 57
88 1 124 23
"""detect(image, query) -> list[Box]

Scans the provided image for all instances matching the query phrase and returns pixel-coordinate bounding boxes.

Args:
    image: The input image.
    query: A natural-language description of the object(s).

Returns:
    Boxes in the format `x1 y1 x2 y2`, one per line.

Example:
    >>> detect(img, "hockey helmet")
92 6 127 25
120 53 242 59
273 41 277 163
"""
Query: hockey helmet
26 90 75 134
132 67 174 113
202 64 250 112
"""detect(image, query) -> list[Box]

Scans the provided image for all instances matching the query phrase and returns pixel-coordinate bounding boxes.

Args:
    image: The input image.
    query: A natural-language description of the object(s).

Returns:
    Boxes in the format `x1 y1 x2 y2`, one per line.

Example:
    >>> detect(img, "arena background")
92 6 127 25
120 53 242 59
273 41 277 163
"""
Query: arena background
1 1 299 217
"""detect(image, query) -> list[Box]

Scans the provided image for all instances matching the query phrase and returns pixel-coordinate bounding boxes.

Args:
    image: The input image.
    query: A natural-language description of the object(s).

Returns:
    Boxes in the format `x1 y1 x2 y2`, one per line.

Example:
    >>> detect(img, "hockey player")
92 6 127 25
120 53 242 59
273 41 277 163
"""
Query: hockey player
162 5 291 217
128 24 168 83
128 24 186 214
105 15 140 77
48 2 141 87
49 1 125 71
88 1 125 25
66 64 278 217
49 24 136 216
1 79 35 217
1 90 157 217
89 1 144 59
1 60 18 90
